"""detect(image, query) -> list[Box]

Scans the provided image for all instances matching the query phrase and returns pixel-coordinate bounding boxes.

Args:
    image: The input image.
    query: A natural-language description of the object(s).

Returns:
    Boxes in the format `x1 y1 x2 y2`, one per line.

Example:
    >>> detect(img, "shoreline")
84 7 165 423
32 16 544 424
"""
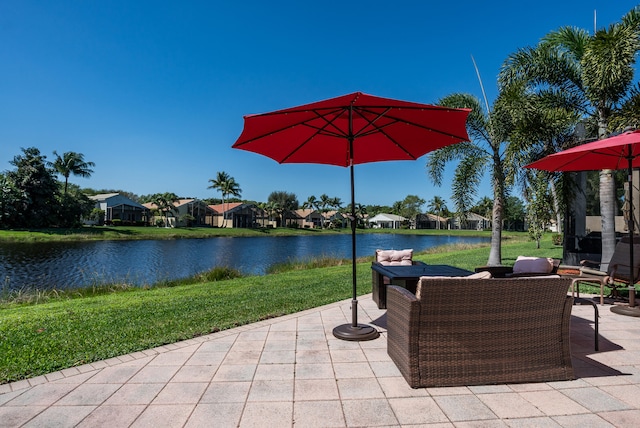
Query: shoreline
0 225 494 243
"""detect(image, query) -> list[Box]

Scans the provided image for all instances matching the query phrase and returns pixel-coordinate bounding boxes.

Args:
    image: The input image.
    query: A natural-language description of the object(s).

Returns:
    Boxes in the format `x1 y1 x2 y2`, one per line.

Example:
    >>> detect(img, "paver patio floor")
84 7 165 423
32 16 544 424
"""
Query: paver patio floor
2 293 640 427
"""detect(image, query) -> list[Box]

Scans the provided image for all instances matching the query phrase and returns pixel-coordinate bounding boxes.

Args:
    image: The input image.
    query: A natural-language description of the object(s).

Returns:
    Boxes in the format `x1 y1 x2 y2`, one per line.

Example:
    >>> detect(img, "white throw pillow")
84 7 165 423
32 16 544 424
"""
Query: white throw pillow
512 256 554 274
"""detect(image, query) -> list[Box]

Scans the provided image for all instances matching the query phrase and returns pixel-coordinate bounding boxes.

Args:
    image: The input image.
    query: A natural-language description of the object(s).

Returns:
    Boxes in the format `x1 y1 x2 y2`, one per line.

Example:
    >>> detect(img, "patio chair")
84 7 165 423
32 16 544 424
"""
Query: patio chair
386 276 575 388
372 249 425 308
574 236 640 305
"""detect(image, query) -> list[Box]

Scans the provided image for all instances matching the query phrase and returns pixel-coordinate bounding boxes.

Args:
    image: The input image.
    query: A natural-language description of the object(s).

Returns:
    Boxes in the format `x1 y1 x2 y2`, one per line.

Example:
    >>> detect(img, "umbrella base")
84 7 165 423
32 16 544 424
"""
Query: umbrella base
610 305 640 317
333 323 380 341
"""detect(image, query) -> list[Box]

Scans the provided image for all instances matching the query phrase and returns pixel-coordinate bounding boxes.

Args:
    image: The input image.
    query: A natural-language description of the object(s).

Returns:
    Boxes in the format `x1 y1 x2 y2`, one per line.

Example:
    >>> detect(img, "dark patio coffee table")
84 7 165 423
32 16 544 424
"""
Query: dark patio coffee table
371 263 473 309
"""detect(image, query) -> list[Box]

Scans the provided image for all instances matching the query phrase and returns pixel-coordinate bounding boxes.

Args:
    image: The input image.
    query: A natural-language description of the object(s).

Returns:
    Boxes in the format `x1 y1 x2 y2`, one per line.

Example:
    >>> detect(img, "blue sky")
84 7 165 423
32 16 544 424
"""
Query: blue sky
1 1 638 208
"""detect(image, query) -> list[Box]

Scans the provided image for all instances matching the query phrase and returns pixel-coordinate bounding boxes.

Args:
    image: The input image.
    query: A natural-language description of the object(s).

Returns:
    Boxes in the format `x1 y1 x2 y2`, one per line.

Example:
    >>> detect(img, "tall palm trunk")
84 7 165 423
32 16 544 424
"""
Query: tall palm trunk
222 196 227 228
599 170 617 270
488 152 505 266
550 181 563 234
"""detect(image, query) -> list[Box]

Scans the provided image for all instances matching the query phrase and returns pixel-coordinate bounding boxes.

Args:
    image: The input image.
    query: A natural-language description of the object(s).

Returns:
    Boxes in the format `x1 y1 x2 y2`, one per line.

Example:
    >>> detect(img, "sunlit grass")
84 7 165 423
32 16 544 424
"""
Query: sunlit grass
0 267 242 307
266 255 353 274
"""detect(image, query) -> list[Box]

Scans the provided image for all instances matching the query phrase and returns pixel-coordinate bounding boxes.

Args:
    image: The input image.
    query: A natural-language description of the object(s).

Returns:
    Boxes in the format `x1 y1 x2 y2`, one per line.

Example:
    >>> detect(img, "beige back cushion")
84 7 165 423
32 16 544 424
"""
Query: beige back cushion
415 271 491 299
375 249 413 266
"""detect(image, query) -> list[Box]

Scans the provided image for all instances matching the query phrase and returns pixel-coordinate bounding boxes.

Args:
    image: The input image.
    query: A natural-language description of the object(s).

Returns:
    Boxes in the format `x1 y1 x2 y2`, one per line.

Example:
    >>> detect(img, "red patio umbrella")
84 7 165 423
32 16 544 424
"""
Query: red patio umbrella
232 92 470 340
525 129 640 307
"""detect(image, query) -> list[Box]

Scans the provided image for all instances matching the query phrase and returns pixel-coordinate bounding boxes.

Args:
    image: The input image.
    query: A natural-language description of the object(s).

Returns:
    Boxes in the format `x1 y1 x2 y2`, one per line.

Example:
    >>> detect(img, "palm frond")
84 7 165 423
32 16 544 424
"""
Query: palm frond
425 142 480 186
542 26 590 59
582 24 640 104
451 154 486 216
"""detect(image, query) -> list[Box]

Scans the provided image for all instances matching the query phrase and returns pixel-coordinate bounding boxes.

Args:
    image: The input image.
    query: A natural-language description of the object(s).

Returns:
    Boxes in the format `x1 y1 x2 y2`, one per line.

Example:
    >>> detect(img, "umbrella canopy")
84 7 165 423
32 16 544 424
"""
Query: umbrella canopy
232 92 471 340
233 92 470 166
525 129 640 302
525 129 640 172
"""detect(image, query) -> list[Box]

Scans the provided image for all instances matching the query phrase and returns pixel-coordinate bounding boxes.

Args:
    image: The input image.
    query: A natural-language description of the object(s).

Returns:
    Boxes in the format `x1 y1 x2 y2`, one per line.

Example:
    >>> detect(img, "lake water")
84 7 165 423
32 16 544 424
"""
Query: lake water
0 234 489 291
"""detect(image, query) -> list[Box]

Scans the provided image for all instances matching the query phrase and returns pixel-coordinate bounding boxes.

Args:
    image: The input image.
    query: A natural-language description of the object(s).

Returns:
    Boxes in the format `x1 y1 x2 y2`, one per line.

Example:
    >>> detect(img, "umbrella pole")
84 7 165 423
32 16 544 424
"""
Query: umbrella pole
628 148 636 307
332 118 379 341
350 163 358 327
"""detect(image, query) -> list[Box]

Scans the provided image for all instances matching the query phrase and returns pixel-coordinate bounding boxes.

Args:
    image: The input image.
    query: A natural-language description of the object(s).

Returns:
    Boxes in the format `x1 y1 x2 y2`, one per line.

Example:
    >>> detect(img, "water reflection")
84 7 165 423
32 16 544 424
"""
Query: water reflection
0 234 489 291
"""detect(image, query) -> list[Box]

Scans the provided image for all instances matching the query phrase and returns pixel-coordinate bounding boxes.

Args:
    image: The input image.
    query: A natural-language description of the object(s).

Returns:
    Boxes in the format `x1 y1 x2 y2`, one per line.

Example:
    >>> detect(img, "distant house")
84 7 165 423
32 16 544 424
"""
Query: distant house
451 212 491 230
88 193 150 225
143 199 215 227
173 199 215 227
209 202 266 228
295 209 323 228
323 210 347 228
415 213 449 230
368 213 406 229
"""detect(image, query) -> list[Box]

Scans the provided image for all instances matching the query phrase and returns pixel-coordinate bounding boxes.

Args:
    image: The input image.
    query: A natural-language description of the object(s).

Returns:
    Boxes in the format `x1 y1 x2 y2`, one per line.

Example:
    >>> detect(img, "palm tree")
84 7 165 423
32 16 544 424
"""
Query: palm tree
426 92 512 266
472 196 494 220
267 191 297 227
391 201 403 216
527 171 555 249
427 196 447 230
302 195 319 211
257 202 267 227
151 192 179 227
499 6 640 266
48 151 95 195
498 81 580 236
353 203 367 228
208 171 241 227
263 200 278 227
330 197 343 210
318 193 332 228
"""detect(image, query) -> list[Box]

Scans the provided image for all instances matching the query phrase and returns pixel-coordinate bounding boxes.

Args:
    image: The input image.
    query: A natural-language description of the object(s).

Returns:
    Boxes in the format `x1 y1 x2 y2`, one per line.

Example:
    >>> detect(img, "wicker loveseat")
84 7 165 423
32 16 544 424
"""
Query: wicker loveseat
387 276 575 388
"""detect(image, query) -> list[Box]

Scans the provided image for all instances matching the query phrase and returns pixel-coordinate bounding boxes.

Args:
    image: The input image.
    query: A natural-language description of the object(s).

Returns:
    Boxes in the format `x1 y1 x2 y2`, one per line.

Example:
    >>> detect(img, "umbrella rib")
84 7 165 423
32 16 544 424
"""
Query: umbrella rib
591 148 631 164
354 106 470 141
349 106 469 159
279 109 350 163
234 107 349 147
302 108 350 139
348 108 418 159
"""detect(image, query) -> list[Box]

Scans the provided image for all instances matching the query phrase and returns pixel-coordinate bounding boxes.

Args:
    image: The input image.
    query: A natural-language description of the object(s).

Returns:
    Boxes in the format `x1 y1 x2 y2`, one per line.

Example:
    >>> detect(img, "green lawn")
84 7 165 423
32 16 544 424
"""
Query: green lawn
0 233 565 384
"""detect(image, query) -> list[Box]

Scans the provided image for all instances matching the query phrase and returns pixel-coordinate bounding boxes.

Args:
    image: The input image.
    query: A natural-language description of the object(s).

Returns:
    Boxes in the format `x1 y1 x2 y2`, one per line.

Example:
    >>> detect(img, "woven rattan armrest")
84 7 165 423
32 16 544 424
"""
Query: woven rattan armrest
386 285 421 387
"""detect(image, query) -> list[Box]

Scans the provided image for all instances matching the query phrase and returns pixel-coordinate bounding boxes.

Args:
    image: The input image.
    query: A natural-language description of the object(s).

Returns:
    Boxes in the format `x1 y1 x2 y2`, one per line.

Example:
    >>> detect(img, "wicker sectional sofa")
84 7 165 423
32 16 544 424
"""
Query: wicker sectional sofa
386 276 575 388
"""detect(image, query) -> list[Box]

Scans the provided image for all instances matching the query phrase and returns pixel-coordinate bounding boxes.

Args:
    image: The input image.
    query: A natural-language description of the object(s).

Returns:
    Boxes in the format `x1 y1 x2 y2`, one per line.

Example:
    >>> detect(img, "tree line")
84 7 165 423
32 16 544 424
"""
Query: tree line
204 171 526 230
0 146 524 231
0 148 96 228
